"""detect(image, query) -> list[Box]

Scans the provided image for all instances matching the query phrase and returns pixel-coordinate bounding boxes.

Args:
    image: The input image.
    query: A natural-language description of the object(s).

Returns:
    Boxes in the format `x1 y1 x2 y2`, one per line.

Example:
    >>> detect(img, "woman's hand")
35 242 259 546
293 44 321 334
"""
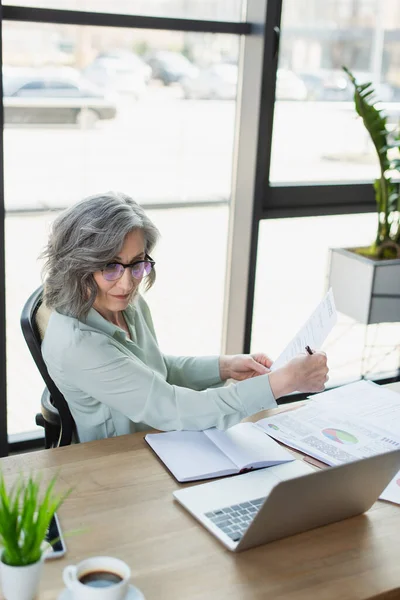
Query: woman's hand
219 353 273 381
269 351 329 399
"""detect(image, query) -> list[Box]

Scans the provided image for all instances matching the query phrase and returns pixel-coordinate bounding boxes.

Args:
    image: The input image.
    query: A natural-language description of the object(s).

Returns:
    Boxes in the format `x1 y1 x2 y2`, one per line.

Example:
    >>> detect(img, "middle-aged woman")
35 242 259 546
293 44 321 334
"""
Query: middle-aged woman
41 191 329 443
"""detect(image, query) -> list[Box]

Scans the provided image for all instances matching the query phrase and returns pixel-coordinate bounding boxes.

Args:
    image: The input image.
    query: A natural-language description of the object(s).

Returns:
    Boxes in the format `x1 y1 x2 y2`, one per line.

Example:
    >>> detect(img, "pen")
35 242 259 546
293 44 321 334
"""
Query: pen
305 345 313 355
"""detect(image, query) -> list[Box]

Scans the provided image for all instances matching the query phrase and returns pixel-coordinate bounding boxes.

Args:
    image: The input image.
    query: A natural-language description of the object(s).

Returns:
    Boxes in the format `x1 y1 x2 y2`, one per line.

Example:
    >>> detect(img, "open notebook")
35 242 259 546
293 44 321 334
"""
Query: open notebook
145 422 294 482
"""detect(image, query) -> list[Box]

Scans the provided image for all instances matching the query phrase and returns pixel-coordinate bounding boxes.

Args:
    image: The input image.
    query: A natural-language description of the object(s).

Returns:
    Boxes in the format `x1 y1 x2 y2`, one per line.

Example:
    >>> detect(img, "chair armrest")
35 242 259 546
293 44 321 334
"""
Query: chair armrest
40 388 61 427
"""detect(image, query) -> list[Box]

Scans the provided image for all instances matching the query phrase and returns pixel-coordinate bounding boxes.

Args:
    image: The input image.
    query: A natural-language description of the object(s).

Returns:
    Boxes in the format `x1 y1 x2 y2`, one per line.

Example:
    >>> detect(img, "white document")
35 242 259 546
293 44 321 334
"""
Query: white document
306 380 400 436
256 403 400 467
271 288 337 371
256 380 400 504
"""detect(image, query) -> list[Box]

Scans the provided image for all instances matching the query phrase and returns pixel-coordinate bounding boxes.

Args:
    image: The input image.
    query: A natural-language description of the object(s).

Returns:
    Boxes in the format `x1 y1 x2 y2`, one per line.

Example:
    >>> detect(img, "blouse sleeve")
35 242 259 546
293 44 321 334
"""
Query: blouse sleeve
62 331 277 431
163 354 223 390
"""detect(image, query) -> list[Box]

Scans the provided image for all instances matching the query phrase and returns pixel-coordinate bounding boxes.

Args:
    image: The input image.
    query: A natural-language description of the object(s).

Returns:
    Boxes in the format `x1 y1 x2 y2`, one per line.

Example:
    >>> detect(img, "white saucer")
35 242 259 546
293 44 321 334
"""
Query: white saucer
57 583 145 600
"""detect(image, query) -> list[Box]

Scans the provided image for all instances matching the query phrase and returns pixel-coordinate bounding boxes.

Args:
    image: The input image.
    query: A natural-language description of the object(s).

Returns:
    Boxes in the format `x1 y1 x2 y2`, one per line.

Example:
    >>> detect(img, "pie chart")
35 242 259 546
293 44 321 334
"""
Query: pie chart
322 428 358 445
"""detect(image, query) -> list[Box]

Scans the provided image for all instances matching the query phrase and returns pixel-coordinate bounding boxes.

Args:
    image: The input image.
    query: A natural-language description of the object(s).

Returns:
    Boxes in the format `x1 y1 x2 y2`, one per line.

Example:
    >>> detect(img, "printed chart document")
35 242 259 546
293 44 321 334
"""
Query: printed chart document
145 423 294 482
271 288 337 371
256 380 400 503
305 380 400 435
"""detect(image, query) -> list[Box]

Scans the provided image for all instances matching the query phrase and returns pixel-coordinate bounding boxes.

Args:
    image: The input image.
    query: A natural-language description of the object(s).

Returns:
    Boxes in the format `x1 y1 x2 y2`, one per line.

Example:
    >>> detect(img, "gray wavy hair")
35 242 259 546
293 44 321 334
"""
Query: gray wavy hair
41 191 160 319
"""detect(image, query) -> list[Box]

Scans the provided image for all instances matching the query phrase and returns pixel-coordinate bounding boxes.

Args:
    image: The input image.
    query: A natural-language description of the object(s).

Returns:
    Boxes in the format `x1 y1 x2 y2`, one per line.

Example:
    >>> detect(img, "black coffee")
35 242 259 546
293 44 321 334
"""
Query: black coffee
78 570 123 588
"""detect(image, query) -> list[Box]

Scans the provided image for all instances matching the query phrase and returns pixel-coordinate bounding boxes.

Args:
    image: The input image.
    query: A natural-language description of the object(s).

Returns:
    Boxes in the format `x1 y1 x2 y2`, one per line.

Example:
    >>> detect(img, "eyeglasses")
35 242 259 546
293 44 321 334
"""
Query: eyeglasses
101 256 155 282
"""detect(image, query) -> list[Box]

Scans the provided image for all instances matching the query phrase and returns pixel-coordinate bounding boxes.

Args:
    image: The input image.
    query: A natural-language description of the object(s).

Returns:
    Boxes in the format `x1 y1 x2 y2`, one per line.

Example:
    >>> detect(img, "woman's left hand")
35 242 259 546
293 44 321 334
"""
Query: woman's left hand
219 353 273 381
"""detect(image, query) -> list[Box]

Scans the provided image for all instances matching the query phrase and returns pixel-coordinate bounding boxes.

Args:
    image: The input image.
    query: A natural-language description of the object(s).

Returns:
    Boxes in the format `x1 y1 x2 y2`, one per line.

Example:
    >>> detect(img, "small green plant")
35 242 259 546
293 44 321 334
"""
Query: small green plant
0 471 71 566
342 66 400 259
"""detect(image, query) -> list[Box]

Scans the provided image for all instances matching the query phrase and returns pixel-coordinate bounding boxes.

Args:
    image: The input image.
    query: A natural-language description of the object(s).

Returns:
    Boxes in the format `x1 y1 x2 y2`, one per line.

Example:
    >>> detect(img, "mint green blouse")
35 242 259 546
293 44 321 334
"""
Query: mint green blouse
42 295 277 442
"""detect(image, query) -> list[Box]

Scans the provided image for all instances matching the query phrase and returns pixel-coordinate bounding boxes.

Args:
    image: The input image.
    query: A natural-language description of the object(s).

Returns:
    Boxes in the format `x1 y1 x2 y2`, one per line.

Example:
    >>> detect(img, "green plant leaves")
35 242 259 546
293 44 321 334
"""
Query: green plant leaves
342 66 400 253
0 471 71 566
342 66 390 174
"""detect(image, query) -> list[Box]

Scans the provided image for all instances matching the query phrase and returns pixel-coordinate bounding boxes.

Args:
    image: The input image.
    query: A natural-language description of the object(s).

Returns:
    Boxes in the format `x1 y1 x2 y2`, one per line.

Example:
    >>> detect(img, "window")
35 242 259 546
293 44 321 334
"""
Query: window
270 0 400 183
3 22 239 203
251 213 400 387
6 205 229 435
245 0 400 390
3 21 239 435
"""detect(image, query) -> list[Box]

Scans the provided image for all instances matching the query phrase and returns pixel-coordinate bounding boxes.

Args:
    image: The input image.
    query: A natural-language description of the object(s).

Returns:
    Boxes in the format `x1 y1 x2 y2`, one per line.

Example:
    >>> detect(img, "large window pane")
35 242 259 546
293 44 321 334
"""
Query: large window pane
7 205 228 435
4 21 237 435
251 214 400 388
4 0 245 21
3 23 238 210
270 0 400 183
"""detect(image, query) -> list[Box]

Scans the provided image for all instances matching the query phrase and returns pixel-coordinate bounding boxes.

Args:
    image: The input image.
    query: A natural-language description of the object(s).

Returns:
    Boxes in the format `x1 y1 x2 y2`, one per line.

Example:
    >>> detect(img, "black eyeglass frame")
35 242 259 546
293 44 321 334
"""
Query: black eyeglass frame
101 255 156 280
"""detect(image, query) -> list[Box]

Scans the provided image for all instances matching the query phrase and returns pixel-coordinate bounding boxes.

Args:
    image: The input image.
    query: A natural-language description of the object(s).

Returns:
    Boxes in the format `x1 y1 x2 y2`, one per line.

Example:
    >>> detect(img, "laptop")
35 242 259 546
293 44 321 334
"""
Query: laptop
173 449 400 552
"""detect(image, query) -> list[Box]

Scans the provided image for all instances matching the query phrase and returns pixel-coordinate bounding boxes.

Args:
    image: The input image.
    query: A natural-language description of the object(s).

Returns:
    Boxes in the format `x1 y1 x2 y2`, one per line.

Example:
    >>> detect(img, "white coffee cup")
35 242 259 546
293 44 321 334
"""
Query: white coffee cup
63 556 131 600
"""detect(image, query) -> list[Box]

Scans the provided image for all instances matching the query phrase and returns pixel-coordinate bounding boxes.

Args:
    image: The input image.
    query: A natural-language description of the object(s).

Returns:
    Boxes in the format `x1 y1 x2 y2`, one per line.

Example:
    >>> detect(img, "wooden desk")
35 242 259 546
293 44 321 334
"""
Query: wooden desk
3 383 400 600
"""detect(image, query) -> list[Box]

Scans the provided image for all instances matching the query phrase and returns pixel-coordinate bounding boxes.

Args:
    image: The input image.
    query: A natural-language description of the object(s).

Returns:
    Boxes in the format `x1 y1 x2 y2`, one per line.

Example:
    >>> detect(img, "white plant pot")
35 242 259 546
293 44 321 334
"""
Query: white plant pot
0 556 44 600
328 247 400 324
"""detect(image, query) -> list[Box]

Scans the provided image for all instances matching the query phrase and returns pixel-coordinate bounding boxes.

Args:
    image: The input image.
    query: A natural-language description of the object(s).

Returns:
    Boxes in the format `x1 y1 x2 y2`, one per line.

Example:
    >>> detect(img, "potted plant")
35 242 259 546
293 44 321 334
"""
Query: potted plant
0 471 71 600
328 66 400 324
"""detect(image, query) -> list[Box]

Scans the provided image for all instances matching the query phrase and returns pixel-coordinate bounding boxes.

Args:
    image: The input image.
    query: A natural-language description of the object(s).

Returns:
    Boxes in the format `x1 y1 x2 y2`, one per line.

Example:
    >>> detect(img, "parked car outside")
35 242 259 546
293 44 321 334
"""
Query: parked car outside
182 65 307 101
297 70 347 100
3 66 117 126
298 69 395 102
83 50 151 99
96 49 152 82
145 51 197 85
181 63 237 100
275 68 308 101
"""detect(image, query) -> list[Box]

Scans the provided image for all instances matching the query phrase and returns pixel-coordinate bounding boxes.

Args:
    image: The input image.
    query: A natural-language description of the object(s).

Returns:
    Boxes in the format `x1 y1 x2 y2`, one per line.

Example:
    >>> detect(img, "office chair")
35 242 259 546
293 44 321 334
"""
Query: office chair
20 285 76 448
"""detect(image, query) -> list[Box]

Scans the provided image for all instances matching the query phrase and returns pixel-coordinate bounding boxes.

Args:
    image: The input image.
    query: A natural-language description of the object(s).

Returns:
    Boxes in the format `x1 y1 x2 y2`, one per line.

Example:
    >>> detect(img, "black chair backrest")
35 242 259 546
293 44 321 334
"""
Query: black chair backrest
20 285 75 446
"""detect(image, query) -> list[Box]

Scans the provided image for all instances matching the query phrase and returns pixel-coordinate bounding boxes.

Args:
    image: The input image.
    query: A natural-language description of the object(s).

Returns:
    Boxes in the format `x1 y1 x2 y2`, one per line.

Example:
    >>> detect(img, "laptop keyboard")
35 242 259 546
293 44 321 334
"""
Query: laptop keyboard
204 497 265 543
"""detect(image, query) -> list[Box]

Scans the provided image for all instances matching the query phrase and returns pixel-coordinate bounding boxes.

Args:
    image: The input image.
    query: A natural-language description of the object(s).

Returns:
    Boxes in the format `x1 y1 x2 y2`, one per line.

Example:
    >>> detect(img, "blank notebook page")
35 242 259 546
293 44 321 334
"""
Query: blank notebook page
146 430 238 481
205 423 294 469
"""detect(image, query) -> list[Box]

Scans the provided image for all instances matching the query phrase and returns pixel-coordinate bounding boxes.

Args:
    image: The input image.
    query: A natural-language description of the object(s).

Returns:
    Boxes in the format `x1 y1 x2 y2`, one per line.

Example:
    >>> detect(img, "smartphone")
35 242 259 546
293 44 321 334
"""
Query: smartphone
44 513 67 560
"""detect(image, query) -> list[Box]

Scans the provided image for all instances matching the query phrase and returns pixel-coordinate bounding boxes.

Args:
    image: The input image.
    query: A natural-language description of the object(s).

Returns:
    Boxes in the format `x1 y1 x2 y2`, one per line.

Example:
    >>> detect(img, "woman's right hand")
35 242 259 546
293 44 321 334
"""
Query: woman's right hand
269 351 329 399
